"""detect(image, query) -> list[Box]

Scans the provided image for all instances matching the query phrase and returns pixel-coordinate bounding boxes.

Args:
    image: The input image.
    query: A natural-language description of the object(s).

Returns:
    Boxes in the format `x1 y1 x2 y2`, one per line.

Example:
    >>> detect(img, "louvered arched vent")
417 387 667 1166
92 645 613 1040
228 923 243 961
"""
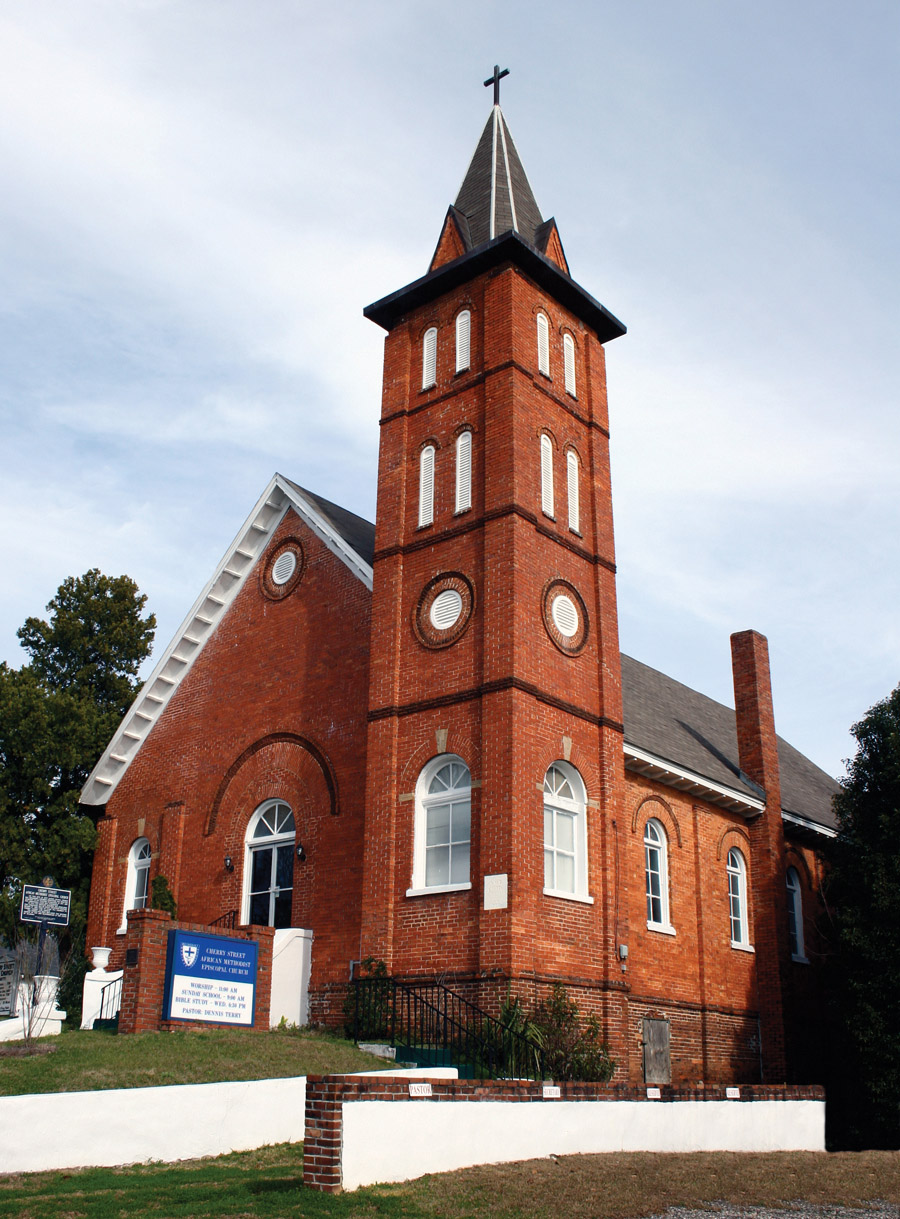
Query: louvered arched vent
563 333 576 398
455 311 471 373
566 450 580 533
540 434 554 518
422 327 437 390
419 445 435 527
537 313 550 377
455 431 472 513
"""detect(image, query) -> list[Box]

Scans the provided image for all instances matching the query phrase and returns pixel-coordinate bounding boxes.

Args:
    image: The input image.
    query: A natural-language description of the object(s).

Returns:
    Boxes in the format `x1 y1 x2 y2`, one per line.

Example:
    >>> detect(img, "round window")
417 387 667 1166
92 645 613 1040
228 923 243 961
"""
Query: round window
430 589 463 630
551 594 579 638
272 551 297 586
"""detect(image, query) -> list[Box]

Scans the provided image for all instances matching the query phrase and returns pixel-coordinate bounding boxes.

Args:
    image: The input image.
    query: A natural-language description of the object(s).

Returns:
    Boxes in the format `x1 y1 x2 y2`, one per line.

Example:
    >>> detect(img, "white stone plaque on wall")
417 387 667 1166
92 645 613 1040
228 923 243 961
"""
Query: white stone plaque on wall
483 874 508 910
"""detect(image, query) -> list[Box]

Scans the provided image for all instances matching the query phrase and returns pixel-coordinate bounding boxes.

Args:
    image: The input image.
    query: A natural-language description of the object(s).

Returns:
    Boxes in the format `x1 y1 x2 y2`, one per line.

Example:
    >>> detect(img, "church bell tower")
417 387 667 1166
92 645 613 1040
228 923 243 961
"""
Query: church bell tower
360 73 629 1033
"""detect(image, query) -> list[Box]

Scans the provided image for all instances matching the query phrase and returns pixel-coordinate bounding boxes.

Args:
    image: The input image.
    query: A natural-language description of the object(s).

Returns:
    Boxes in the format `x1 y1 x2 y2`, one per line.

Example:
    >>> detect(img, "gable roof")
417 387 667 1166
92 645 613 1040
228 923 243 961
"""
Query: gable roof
80 474 374 807
621 654 838 833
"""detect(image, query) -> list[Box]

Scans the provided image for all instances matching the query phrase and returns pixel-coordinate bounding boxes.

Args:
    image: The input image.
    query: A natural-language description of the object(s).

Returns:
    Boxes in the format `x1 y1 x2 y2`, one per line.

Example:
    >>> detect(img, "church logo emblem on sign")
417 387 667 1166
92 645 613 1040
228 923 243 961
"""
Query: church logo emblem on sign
180 943 199 968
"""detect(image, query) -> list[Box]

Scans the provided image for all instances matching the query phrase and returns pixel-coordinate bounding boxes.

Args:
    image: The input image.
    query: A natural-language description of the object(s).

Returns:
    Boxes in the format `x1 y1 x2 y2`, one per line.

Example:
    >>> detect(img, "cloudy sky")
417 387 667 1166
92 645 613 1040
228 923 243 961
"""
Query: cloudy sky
1 0 897 780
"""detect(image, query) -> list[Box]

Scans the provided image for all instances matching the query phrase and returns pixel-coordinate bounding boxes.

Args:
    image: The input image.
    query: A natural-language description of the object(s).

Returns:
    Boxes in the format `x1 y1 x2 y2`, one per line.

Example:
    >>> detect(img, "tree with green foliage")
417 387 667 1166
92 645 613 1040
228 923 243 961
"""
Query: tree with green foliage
825 683 900 1149
0 571 155 954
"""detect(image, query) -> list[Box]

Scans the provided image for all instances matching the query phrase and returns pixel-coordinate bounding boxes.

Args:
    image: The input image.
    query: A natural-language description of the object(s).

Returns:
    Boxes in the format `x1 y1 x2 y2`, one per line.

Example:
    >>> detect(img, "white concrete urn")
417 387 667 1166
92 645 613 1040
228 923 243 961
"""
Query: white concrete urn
91 947 112 972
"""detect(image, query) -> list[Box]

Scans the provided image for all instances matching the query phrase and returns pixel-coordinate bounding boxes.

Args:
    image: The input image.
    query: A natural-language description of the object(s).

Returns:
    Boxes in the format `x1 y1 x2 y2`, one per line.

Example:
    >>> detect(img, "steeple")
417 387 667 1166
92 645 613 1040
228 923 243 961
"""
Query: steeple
453 106 544 248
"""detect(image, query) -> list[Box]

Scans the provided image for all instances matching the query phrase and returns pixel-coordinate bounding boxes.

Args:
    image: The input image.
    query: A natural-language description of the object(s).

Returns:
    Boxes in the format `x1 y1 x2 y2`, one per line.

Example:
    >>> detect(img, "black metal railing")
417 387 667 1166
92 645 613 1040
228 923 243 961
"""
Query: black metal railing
97 975 123 1023
209 910 238 929
348 977 544 1081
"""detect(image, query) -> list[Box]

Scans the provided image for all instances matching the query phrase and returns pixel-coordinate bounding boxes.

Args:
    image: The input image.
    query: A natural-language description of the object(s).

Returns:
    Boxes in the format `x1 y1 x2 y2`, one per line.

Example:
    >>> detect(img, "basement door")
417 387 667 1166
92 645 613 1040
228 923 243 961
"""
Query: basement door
642 1017 671 1085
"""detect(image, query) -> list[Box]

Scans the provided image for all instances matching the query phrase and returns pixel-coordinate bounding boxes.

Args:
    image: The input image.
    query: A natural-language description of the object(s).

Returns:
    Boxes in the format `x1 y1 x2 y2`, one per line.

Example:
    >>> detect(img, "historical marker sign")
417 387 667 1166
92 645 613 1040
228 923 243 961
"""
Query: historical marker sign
163 930 258 1027
0 948 18 1018
20 884 71 927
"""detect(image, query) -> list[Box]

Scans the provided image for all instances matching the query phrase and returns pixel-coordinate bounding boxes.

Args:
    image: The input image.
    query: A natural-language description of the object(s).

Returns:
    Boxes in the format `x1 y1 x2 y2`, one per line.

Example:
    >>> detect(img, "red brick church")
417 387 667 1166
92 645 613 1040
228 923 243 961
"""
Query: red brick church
83 88 837 1085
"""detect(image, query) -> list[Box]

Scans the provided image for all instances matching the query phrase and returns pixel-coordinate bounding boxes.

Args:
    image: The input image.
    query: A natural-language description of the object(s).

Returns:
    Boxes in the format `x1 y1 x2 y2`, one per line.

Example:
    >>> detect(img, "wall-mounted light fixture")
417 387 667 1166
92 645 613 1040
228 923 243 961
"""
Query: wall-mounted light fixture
296 843 307 862
224 855 234 872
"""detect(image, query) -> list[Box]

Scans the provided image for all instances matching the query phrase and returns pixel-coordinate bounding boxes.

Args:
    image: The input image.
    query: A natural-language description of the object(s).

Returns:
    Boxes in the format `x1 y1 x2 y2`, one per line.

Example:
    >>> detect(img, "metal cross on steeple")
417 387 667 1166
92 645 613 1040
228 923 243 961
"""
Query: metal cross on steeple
484 64 509 106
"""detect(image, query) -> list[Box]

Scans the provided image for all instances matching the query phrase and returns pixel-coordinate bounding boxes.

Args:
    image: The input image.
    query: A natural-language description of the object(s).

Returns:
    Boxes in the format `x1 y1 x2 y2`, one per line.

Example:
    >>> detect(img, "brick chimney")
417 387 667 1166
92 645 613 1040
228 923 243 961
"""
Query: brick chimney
730 629 788 1082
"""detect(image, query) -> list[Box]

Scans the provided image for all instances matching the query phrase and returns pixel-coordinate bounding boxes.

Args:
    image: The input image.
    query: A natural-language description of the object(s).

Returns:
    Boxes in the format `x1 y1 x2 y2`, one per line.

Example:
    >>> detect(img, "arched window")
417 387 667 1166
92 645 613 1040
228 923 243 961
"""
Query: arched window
455 431 472 513
727 848 751 949
409 755 471 894
644 820 673 932
786 867 806 961
540 434 554 518
536 313 550 377
543 762 590 901
566 449 580 533
563 333 577 398
244 800 295 929
418 444 435 527
120 837 151 931
422 327 437 390
455 310 471 373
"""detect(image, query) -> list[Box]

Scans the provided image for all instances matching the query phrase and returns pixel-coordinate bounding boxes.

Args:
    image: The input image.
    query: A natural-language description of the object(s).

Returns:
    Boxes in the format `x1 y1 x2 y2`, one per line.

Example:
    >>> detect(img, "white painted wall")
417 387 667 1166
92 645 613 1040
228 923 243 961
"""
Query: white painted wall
0 977 65 1043
340 1098 826 1190
269 928 312 1028
80 967 123 1030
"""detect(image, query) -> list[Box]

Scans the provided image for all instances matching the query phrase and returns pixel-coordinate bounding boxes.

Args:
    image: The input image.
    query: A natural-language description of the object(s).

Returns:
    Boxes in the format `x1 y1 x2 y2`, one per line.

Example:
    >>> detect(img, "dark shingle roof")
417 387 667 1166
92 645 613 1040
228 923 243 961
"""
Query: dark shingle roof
281 478 375 567
454 108 544 248
621 654 838 831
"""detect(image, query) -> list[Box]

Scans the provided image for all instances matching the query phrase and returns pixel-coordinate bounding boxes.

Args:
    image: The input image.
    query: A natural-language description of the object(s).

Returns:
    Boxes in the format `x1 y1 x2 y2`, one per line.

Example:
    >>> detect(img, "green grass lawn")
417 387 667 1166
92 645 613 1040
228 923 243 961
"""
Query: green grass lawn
2 1147 900 1219
0 1025 389 1096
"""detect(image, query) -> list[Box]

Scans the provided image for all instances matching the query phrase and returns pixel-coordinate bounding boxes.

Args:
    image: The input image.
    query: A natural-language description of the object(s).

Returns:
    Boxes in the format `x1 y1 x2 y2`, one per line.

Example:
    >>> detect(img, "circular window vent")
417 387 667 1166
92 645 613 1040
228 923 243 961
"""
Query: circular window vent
430 589 463 630
541 579 588 655
551 594 579 638
414 573 475 650
272 551 297 586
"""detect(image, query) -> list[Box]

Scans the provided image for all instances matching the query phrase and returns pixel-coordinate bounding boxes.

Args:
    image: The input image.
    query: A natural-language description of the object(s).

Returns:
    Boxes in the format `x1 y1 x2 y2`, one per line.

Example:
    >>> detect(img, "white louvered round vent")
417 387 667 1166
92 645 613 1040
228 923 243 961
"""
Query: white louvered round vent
551 594 579 638
430 589 463 630
272 550 297 586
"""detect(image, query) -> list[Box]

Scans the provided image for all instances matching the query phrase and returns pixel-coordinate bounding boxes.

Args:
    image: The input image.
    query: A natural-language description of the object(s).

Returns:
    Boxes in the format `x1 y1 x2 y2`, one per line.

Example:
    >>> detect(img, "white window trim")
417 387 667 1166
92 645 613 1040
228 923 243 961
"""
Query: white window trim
455 310 471 374
422 327 437 390
644 818 674 934
727 847 753 950
455 431 472 514
542 761 590 903
536 312 550 377
563 332 577 398
408 754 472 895
118 837 151 934
241 798 295 927
418 445 435 527
540 434 554 519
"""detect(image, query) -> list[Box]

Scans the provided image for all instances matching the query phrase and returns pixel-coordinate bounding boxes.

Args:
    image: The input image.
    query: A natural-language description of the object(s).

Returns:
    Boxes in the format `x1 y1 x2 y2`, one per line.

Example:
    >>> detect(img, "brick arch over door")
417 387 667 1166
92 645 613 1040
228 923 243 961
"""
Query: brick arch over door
205 733 338 837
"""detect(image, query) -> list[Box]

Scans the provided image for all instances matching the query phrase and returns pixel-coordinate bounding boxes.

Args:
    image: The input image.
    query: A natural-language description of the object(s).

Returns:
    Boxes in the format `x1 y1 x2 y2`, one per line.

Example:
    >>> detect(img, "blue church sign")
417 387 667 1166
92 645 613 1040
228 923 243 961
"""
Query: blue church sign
163 930 258 1026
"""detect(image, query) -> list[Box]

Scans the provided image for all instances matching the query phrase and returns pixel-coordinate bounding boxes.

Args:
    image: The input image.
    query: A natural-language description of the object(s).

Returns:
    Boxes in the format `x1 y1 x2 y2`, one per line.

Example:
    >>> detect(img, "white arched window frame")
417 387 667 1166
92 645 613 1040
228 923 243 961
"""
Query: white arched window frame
418 444 435 527
455 431 473 513
563 333 577 398
727 848 752 950
119 837 151 933
540 434 554 518
455 310 471 373
242 800 295 929
786 867 807 962
543 762 592 903
644 819 675 934
422 327 437 390
408 755 472 896
566 449 580 534
536 313 550 377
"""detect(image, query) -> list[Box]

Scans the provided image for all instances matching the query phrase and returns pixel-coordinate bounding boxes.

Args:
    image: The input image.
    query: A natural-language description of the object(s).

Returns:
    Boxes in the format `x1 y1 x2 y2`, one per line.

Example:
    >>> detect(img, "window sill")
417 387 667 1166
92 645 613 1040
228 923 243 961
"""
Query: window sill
730 941 755 953
115 926 127 937
420 383 436 393
453 508 472 517
791 953 810 965
568 528 583 538
543 888 594 905
647 921 676 936
541 512 556 522
406 882 472 898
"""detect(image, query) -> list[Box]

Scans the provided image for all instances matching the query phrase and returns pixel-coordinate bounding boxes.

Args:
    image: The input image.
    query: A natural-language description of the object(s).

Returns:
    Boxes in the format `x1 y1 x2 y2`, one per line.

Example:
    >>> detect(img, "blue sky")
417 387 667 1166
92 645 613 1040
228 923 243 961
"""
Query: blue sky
1 0 897 779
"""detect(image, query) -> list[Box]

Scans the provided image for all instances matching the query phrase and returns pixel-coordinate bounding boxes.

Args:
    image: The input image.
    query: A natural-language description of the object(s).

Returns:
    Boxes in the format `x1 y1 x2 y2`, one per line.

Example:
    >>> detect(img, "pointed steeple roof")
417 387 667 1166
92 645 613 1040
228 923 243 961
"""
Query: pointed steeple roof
453 106 544 248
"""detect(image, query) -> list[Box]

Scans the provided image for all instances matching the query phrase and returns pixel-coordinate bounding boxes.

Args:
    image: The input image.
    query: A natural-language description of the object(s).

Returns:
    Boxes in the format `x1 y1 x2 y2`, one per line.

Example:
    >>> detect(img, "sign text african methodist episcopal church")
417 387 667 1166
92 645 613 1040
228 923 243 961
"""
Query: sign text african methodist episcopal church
163 930 258 1026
